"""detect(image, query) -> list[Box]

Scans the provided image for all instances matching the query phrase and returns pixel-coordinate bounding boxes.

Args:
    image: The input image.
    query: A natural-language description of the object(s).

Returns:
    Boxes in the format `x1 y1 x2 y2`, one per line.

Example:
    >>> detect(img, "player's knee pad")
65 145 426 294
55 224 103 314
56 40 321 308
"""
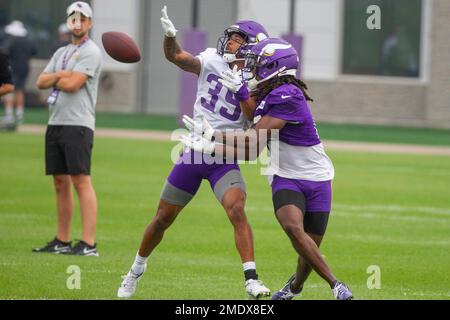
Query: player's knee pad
272 189 306 214
303 212 330 236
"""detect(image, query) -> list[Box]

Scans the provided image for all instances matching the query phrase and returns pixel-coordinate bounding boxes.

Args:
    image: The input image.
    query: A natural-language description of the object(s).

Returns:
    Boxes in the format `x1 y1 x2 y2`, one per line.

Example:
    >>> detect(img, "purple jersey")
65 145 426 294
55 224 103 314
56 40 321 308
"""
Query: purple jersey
254 83 334 182
254 84 320 147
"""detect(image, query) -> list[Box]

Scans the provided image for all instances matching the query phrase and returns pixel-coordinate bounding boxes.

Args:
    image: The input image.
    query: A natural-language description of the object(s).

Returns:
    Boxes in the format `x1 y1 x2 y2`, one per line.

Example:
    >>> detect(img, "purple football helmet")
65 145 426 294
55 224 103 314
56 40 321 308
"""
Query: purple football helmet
217 20 269 63
242 38 299 90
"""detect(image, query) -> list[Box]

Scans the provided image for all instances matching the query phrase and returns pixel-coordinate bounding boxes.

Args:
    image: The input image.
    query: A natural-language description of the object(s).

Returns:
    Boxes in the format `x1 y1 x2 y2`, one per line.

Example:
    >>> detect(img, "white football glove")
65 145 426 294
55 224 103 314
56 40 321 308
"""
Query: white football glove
182 115 215 142
161 5 178 37
219 65 250 101
179 133 216 155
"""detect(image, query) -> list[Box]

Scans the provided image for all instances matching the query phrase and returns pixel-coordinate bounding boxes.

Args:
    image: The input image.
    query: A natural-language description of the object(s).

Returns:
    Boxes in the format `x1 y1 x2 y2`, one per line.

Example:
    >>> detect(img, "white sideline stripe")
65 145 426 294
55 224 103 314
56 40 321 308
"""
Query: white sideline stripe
17 125 450 156
1 213 47 220
18 124 173 141
0 200 17 205
401 291 450 297
333 233 450 247
247 203 450 217
323 140 450 156
0 261 124 274
245 205 450 225
333 211 450 224
334 204 450 216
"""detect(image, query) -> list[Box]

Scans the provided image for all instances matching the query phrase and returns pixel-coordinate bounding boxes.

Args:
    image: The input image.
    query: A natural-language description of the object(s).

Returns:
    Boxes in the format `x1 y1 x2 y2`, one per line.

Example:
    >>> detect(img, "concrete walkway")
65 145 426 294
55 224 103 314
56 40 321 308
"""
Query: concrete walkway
16 124 450 156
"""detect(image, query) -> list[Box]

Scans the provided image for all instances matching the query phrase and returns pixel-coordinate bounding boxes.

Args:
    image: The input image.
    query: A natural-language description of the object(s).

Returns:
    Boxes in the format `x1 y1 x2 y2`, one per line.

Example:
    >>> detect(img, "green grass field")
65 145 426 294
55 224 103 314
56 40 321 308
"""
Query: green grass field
1 132 449 300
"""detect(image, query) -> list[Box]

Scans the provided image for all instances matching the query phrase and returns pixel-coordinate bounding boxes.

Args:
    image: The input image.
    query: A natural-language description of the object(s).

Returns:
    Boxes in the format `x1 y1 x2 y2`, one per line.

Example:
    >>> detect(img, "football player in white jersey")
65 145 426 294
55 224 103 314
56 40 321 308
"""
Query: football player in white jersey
118 6 270 299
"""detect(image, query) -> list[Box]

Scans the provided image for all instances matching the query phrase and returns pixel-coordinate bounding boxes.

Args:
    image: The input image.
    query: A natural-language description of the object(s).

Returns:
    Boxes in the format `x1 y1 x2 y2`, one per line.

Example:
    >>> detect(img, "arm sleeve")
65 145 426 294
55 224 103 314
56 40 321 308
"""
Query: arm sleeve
73 48 102 78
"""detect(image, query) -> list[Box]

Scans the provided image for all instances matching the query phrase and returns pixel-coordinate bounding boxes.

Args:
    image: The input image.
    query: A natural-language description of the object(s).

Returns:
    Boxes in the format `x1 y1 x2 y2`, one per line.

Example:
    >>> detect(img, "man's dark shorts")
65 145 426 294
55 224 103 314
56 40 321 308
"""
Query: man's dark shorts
11 67 28 90
45 125 94 176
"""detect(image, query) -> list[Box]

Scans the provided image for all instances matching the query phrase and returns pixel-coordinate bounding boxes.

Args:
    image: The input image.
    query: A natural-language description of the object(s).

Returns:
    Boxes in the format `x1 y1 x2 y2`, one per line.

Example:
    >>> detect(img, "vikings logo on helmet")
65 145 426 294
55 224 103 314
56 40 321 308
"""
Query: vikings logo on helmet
261 43 293 57
242 38 299 90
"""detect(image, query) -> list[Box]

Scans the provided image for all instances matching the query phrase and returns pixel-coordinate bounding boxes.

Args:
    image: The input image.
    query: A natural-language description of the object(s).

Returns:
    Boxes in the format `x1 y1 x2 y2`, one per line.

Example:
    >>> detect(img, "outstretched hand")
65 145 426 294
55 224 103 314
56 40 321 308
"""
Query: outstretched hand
161 5 178 37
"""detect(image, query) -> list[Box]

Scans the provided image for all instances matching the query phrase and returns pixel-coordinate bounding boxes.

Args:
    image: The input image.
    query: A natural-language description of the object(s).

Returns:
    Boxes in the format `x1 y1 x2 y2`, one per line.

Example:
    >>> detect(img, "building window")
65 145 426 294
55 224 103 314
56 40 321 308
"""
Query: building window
0 0 90 59
342 0 422 78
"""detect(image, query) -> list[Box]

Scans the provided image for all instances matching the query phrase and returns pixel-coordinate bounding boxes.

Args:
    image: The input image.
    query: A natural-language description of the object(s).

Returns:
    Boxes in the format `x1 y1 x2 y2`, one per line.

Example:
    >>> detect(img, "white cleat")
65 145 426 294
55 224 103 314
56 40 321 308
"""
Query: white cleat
117 265 147 298
332 281 353 300
245 279 271 299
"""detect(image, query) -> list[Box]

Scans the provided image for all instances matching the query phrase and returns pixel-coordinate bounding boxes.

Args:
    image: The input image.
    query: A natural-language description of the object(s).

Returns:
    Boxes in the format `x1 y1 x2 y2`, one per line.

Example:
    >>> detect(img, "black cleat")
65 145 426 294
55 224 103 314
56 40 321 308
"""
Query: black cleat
32 237 72 254
62 240 99 256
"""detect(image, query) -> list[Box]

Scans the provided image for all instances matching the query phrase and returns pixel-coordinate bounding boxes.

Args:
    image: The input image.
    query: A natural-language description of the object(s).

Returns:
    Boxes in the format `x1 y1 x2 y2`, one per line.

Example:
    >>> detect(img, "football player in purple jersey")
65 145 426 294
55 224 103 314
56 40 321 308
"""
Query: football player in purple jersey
181 38 353 300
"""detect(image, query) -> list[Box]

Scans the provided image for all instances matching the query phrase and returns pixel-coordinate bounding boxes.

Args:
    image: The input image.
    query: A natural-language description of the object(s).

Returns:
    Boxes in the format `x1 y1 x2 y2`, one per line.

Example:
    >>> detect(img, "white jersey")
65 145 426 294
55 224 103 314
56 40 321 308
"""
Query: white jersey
266 141 335 182
193 48 249 131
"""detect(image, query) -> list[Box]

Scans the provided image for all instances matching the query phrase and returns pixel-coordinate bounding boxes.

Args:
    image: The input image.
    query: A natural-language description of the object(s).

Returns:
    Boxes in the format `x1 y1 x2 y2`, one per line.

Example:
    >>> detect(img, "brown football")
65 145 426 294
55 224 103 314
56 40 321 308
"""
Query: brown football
101 31 141 63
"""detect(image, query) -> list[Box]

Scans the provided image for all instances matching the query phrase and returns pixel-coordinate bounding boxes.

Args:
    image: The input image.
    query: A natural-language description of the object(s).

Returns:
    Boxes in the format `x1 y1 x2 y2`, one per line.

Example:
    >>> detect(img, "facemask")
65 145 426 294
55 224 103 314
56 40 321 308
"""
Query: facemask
223 53 245 64
247 68 297 91
223 53 236 63
247 78 259 91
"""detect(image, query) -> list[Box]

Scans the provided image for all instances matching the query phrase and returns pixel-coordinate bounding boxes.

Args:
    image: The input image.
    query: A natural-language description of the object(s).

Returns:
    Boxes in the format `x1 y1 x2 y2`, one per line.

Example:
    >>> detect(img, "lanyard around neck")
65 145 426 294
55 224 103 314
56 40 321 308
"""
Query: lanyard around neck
61 37 89 70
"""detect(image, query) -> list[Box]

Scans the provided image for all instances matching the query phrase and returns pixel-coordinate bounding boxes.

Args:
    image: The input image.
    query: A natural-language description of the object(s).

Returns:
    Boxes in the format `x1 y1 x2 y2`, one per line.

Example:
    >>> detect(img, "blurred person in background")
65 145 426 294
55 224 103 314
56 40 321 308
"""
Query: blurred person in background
0 50 14 131
1 20 37 126
52 23 72 53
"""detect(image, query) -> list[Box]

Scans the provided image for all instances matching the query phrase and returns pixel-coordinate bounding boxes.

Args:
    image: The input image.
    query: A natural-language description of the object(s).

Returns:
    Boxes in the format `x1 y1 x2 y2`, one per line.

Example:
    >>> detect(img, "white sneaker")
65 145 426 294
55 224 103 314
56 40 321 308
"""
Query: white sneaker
1 115 14 124
332 281 353 300
245 279 271 299
15 115 23 126
117 265 147 298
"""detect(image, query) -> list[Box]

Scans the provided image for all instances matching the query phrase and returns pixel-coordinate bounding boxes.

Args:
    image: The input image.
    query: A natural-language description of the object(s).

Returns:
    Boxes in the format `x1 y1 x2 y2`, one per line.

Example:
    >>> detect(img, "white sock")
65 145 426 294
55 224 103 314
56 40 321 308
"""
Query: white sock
5 108 13 118
131 253 148 275
243 261 256 272
16 108 24 119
